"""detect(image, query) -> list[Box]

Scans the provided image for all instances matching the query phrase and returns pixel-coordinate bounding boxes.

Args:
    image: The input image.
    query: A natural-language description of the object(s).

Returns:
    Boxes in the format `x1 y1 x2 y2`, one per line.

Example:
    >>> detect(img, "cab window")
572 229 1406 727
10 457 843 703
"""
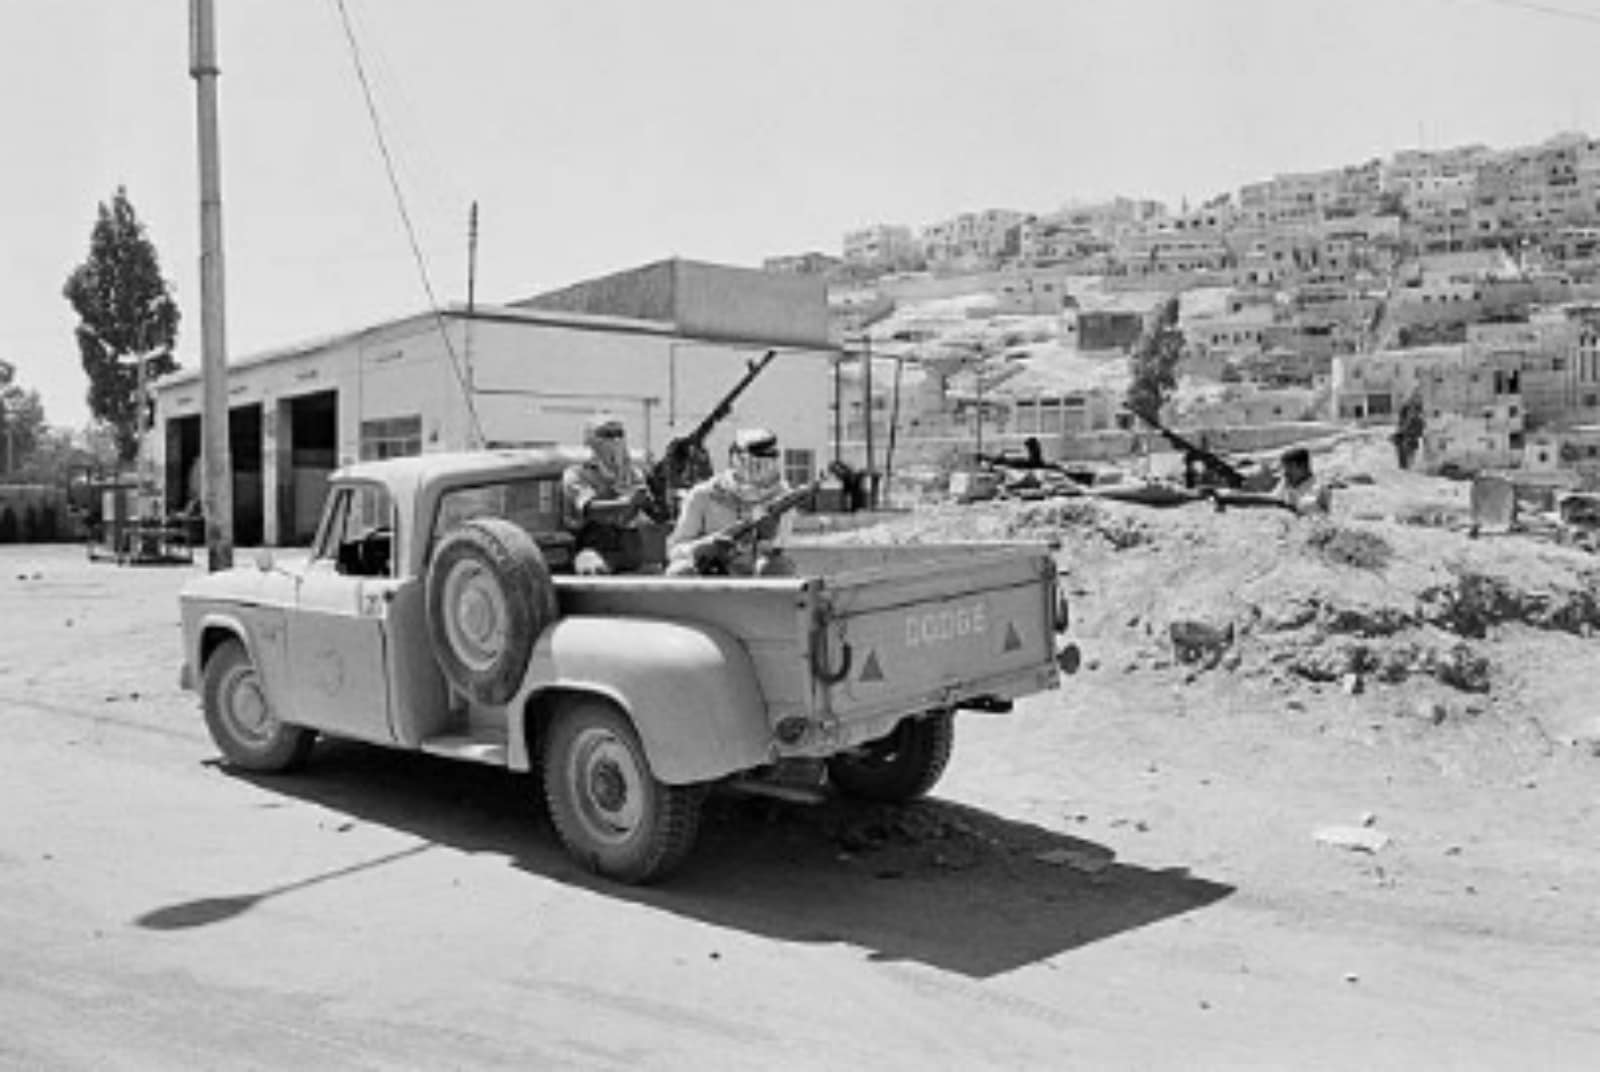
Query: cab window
429 477 571 571
315 483 397 577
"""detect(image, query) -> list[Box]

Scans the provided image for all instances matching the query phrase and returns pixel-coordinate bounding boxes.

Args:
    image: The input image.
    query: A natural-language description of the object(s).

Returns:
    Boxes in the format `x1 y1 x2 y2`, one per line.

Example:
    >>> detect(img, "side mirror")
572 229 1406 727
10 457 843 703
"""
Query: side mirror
255 548 276 573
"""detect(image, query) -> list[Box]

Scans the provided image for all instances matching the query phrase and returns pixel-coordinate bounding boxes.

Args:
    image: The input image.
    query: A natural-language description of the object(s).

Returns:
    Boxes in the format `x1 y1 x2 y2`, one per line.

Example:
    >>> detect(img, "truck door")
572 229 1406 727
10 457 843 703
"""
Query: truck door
285 481 398 744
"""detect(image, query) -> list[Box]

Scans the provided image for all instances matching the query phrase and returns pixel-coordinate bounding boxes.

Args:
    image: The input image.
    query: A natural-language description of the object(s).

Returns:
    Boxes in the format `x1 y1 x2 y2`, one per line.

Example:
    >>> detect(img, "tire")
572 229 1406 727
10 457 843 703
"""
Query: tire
202 638 316 772
426 518 558 706
543 699 702 884
827 710 955 802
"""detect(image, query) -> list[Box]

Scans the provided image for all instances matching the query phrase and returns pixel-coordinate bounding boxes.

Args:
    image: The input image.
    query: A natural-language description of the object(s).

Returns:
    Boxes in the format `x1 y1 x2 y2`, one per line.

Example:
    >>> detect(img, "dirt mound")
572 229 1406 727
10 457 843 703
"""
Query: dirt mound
818 481 1600 748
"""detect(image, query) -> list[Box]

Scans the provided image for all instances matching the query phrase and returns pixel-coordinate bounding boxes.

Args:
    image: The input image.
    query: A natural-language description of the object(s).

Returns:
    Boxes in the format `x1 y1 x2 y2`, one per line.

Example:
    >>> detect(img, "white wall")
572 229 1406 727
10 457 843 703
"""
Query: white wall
153 310 838 543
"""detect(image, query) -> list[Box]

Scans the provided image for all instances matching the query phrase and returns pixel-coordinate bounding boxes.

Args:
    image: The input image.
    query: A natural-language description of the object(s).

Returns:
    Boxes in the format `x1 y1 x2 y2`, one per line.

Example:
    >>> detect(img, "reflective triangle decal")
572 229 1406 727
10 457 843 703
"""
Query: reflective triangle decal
859 650 884 683
1002 622 1023 652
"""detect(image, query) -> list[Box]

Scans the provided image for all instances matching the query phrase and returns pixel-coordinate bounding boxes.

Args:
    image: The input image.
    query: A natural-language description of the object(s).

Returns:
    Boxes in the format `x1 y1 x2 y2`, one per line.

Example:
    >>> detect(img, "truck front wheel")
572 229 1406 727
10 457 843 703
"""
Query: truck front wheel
827 710 954 802
202 638 316 772
543 700 702 884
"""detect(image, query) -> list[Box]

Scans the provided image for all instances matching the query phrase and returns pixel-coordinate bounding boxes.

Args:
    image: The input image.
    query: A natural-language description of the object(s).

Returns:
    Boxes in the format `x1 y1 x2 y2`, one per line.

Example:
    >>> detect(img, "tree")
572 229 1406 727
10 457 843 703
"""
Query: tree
61 187 180 464
1393 389 1426 470
0 359 48 474
1125 295 1185 421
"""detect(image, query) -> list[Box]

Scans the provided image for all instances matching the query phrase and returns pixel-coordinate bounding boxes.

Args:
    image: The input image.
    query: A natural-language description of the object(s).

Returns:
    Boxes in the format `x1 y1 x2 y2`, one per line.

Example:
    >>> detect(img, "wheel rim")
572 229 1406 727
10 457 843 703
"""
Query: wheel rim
219 661 277 745
566 726 646 844
441 558 508 672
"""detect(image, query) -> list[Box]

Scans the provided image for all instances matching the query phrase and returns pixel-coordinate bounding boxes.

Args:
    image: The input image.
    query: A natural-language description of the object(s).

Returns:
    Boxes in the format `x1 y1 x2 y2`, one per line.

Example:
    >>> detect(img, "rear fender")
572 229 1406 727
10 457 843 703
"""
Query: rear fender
512 616 771 784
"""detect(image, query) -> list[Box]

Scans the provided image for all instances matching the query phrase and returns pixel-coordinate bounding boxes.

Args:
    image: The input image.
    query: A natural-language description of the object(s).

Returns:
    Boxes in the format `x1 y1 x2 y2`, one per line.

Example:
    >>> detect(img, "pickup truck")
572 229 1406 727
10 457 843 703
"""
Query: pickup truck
178 449 1079 883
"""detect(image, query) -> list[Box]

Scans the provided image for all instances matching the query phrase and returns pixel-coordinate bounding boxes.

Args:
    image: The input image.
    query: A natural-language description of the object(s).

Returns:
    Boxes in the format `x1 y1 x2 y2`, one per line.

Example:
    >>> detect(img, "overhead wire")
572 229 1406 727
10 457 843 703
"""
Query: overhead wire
331 0 485 447
1454 0 1600 26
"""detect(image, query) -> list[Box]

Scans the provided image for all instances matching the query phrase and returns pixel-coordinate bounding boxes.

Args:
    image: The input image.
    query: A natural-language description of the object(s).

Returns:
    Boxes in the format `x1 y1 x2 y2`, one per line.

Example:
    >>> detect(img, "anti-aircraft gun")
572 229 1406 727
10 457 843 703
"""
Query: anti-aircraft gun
1132 410 1250 490
648 349 777 517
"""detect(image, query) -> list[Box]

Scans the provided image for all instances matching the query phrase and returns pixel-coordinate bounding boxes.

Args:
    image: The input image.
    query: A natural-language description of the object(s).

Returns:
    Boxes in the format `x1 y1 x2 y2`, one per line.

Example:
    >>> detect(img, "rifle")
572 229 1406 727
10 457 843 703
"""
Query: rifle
649 349 778 513
1131 410 1247 489
693 479 820 575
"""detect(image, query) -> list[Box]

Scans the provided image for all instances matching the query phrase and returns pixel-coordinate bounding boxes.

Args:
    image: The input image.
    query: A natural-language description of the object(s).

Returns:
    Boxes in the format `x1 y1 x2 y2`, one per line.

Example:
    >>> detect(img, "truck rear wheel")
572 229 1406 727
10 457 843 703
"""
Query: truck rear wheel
827 710 955 802
427 518 558 706
543 699 701 884
202 638 316 772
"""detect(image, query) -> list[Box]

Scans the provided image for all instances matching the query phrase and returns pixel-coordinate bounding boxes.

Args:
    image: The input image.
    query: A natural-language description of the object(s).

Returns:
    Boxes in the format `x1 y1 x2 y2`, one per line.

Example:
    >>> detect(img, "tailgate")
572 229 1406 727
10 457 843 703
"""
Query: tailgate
813 547 1059 722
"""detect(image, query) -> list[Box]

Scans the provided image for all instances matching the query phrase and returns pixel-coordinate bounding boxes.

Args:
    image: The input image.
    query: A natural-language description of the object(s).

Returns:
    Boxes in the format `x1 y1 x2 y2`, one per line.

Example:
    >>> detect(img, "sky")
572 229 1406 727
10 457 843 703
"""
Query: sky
5 0 1600 429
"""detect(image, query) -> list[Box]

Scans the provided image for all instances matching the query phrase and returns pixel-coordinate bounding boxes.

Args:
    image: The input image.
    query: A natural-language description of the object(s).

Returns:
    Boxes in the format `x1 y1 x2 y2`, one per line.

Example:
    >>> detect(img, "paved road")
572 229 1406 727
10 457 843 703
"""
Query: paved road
2 546 1596 1069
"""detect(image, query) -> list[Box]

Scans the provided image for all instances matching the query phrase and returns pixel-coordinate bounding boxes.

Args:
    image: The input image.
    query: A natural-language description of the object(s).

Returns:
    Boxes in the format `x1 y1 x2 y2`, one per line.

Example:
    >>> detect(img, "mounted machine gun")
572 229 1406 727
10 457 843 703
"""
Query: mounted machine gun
1132 410 1249 490
648 349 777 517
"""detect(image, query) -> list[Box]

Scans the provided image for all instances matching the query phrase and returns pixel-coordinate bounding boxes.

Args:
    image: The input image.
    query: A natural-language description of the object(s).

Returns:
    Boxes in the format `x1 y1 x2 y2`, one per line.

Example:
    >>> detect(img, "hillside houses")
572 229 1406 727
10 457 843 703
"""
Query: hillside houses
771 132 1600 487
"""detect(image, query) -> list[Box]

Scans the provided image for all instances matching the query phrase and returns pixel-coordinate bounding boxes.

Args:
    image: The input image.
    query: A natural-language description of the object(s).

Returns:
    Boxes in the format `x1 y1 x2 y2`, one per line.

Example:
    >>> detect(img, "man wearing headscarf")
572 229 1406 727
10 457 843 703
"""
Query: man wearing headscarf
666 427 795 576
562 413 662 574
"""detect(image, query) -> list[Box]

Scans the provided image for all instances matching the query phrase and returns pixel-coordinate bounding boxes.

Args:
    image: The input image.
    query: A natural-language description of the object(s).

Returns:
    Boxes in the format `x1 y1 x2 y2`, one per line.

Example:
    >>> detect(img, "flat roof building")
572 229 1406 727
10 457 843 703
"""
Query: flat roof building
153 259 837 546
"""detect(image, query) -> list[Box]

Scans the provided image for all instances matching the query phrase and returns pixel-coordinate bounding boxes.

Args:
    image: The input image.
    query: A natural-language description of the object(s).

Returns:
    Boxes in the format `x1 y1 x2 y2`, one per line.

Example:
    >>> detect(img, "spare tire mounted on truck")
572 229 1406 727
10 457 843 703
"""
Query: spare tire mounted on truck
426 517 559 706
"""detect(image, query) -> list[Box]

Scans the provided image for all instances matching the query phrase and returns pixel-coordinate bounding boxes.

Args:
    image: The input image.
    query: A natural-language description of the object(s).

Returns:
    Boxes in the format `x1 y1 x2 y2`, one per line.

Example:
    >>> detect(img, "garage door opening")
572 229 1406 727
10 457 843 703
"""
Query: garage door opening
231 404 264 546
163 404 265 546
280 390 337 545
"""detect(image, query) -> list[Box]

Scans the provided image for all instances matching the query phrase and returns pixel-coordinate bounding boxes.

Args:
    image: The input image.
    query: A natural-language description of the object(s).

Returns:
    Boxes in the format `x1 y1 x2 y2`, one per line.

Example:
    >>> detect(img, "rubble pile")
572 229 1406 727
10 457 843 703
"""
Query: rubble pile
818 484 1599 739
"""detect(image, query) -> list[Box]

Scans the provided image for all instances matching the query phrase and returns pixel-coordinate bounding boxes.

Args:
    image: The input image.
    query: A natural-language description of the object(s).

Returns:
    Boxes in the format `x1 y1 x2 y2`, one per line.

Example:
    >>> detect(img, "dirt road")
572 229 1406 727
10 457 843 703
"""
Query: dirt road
2 545 1596 1069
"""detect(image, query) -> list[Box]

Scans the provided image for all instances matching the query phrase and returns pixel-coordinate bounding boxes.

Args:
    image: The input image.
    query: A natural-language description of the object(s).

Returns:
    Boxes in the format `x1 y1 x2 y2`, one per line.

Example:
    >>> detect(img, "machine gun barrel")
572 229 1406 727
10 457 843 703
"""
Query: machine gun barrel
1133 411 1246 489
650 349 778 510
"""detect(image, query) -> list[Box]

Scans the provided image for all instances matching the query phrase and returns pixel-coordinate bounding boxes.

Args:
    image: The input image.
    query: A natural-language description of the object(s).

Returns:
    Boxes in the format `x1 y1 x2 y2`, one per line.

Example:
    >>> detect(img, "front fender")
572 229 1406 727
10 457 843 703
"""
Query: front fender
514 616 771 784
182 605 290 702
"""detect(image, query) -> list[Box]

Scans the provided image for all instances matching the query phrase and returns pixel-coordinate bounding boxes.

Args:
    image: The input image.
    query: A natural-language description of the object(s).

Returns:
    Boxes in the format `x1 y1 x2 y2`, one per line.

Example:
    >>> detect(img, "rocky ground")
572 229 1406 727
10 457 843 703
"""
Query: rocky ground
829 431 1600 753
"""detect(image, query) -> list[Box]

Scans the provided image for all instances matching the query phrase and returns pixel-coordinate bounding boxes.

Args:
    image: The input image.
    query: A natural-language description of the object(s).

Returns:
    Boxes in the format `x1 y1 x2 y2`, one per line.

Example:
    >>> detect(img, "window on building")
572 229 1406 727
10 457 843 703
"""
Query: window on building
783 448 817 488
360 415 422 460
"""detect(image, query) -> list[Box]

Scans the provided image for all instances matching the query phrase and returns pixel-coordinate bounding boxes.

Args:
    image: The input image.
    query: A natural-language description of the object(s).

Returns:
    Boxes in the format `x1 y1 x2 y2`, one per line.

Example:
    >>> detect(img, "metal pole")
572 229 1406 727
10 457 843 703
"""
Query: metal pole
976 368 984 458
467 201 479 313
862 334 875 508
884 356 903 498
191 0 233 569
832 355 841 465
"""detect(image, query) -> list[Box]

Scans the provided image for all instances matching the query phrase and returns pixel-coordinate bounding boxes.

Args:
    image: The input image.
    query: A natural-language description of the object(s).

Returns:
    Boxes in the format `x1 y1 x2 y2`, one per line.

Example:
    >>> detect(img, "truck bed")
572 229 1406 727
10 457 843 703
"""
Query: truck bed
553 541 1063 750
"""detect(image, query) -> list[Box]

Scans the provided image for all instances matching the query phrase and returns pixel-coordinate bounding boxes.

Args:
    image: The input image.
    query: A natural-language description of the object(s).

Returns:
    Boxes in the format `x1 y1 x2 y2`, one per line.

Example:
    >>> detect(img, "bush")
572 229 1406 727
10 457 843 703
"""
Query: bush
0 507 15 543
1305 522 1392 571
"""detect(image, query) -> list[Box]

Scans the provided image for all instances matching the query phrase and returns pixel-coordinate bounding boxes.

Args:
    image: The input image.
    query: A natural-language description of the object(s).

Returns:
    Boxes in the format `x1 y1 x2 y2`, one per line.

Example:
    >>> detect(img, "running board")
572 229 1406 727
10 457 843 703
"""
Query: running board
418 732 509 767
726 777 829 805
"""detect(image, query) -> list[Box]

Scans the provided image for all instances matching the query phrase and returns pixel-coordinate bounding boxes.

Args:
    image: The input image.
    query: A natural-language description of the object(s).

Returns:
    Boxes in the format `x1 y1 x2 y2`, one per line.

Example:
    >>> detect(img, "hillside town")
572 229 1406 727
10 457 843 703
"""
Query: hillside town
761 132 1600 501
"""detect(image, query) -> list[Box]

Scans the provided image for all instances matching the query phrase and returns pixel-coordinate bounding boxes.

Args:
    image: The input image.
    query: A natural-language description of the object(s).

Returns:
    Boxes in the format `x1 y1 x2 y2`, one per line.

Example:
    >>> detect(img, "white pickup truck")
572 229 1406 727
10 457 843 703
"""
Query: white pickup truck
178 449 1079 883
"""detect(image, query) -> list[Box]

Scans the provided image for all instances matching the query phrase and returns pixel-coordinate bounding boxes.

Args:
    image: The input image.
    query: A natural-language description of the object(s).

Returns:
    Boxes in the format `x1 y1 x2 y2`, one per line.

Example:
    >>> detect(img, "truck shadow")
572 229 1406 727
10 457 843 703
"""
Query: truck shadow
221 741 1233 979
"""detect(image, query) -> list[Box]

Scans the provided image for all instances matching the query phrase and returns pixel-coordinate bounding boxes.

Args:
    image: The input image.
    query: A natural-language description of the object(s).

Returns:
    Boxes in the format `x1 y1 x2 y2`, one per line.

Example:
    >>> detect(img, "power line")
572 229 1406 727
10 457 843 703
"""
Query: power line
1460 0 1600 27
331 0 484 447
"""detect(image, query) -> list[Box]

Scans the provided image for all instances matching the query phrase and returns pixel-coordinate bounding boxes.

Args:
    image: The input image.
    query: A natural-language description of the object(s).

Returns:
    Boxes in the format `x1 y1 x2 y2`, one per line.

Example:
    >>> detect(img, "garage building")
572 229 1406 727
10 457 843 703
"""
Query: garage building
152 258 836 546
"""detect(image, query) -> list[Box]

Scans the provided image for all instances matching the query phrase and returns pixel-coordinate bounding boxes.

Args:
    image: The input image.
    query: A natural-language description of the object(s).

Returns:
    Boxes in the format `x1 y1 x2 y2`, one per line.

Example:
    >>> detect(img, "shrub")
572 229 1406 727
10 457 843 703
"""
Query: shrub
1305 522 1392 570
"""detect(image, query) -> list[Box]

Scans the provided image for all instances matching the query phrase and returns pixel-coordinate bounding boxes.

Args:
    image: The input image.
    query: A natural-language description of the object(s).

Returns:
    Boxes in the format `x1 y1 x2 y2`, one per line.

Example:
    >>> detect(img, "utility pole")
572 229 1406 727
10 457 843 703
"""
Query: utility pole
464 201 479 413
467 201 479 314
190 0 233 570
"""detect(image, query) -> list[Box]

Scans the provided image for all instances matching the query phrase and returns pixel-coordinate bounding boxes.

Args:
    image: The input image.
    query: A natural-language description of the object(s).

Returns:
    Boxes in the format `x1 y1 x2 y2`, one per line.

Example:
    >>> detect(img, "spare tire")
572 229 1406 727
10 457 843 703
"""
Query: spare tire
426 518 559 705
